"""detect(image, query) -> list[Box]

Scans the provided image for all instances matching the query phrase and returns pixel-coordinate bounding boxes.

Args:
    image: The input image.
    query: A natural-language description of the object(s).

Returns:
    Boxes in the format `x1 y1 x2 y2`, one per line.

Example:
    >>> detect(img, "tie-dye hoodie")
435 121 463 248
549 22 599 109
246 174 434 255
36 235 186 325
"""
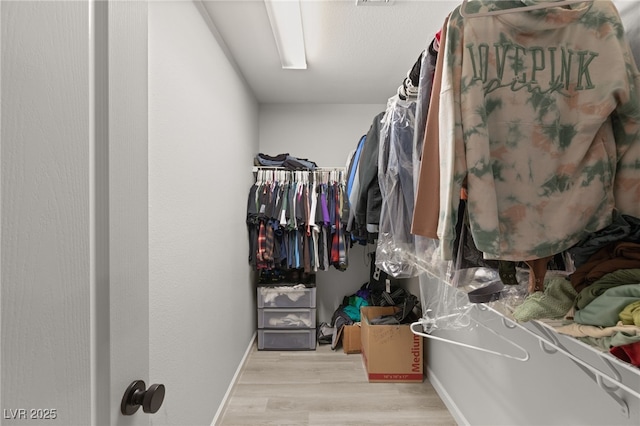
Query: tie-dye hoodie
435 0 640 261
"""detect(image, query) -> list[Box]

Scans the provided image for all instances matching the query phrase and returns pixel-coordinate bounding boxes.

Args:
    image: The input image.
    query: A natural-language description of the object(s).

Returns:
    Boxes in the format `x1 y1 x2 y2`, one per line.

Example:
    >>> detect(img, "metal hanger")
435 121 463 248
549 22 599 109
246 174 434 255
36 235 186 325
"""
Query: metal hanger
459 0 591 18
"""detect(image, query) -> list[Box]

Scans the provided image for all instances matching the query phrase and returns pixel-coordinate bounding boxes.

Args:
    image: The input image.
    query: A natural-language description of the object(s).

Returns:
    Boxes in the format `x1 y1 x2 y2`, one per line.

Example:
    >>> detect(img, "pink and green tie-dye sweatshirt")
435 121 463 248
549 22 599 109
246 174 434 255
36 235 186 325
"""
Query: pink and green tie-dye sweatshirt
432 0 640 261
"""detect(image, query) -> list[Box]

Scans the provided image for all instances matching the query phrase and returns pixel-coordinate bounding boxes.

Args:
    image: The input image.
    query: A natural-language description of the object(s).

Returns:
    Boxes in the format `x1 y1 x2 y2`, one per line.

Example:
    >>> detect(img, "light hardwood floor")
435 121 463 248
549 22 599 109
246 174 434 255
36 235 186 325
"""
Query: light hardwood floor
217 341 457 426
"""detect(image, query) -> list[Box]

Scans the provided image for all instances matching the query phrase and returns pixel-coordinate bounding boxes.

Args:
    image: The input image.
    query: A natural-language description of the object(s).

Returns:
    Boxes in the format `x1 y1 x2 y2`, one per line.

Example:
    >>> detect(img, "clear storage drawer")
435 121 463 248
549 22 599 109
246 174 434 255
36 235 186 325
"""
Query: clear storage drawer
257 308 316 329
257 286 316 308
257 329 317 351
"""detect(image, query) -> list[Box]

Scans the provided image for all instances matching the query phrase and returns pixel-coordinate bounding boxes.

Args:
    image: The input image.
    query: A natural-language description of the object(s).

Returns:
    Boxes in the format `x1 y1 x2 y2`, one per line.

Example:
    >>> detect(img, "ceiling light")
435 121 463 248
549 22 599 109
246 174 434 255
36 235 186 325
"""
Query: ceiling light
264 0 307 70
355 0 395 5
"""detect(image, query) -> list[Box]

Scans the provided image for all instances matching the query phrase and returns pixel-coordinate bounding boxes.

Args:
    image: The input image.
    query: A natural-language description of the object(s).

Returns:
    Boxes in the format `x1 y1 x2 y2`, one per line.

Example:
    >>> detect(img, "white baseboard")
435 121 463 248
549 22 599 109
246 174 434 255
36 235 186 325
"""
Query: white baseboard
211 332 256 426
427 366 468 426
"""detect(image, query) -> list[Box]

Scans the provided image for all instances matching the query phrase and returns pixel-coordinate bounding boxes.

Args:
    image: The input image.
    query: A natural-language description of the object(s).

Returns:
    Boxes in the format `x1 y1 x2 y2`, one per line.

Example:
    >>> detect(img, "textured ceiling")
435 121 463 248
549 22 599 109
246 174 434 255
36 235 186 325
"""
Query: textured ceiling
201 0 455 104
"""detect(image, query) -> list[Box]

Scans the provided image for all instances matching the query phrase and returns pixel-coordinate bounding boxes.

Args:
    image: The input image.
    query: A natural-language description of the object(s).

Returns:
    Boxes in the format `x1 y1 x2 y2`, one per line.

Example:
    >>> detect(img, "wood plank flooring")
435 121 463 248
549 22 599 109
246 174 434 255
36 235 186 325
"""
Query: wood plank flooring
217 341 457 426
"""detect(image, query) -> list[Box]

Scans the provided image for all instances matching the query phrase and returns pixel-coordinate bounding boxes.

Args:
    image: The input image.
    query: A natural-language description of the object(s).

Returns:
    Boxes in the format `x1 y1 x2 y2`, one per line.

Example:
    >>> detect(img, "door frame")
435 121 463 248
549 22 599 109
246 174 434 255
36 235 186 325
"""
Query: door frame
93 1 150 424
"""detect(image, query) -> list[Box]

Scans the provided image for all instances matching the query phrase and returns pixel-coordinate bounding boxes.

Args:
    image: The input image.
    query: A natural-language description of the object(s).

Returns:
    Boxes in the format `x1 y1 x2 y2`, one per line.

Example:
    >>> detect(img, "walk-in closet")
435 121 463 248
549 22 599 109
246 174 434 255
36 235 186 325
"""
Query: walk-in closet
2 1 640 426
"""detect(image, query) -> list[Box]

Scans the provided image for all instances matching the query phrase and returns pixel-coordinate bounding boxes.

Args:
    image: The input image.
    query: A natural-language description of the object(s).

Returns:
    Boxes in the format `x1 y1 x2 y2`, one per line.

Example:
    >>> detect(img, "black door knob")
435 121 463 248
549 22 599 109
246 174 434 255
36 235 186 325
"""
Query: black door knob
121 380 165 415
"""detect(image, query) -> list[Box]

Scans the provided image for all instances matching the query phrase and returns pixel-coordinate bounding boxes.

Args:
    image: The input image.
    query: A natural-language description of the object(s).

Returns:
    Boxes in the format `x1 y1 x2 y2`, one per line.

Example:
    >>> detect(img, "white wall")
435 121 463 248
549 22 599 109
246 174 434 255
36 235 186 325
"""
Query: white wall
148 2 258 425
259 103 385 166
259 103 386 322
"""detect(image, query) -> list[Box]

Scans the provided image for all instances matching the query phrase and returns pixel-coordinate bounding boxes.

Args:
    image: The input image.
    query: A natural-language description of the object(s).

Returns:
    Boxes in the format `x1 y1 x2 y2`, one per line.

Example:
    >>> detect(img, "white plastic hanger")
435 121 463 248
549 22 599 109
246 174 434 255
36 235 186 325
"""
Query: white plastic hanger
459 0 592 18
410 316 530 362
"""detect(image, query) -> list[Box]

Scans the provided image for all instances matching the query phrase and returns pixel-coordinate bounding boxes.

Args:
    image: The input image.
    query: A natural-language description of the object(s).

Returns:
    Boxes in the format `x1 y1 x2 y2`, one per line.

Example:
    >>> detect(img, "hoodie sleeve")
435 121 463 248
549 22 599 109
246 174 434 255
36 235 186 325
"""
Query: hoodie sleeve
437 9 467 261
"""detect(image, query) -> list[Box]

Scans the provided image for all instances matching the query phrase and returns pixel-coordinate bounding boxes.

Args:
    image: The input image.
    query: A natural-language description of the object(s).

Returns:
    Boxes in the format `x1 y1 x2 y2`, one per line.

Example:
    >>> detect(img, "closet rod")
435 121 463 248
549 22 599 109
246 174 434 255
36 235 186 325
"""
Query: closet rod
459 0 592 18
252 166 346 172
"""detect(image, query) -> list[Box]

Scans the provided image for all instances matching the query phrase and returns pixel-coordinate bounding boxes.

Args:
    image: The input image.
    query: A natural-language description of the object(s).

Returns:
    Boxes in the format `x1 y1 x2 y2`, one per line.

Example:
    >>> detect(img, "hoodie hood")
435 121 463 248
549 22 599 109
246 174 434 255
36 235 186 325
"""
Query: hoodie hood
472 0 593 32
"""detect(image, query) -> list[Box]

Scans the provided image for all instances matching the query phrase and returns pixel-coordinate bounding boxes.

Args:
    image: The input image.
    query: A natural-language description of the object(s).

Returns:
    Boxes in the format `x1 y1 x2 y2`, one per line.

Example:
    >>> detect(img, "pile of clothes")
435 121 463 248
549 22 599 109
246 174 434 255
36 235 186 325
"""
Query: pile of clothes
512 212 640 367
254 153 317 171
318 280 420 350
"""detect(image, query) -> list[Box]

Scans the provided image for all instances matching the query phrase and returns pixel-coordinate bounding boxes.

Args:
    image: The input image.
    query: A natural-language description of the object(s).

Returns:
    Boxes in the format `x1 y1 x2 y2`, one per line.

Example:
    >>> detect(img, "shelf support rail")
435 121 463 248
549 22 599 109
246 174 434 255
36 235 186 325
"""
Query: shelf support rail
506 316 637 417
412 264 638 415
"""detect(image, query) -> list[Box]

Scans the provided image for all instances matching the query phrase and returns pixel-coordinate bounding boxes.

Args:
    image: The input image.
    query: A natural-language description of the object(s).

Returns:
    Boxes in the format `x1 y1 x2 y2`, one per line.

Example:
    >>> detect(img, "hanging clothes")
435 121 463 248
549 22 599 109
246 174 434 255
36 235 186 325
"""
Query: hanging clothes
343 31 441 277
345 135 367 241
246 168 349 277
413 35 440 167
353 112 386 241
411 16 449 240
413 0 640 267
376 95 419 278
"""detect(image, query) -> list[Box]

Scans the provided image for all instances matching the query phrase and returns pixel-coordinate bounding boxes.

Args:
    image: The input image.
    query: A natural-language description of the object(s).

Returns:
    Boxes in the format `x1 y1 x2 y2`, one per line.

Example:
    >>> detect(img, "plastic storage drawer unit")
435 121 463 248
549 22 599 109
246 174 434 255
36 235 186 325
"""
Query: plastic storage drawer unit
257 308 316 329
257 329 317 350
257 286 316 308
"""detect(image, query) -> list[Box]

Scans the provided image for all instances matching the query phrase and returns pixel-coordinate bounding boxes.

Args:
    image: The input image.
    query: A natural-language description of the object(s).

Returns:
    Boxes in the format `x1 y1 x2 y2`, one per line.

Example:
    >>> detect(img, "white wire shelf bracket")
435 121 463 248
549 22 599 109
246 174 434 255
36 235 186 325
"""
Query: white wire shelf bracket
411 276 640 418
488 304 640 417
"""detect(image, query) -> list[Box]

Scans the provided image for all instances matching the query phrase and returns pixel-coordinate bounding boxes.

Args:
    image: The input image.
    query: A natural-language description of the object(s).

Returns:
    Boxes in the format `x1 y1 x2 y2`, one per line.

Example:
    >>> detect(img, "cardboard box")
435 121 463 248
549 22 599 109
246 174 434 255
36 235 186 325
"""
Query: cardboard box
360 306 423 383
342 324 361 354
